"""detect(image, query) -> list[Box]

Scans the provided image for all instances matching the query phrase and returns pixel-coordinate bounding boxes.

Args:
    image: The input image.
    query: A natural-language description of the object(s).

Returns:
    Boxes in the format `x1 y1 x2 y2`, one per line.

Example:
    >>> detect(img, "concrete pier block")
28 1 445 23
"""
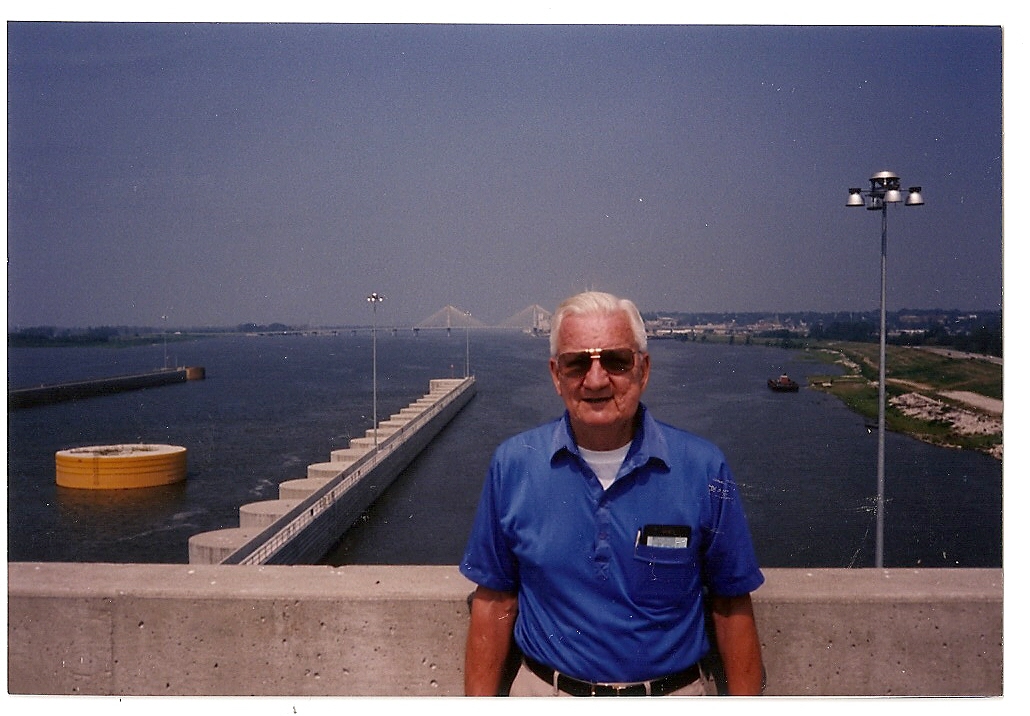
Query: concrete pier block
239 499 302 528
349 436 379 449
308 461 347 479
330 447 369 463
364 426 402 440
430 379 465 391
187 527 264 564
279 478 332 500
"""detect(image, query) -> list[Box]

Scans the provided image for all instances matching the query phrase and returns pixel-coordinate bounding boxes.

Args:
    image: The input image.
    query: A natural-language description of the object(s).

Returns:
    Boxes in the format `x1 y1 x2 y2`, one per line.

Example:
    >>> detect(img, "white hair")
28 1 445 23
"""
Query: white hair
549 291 648 356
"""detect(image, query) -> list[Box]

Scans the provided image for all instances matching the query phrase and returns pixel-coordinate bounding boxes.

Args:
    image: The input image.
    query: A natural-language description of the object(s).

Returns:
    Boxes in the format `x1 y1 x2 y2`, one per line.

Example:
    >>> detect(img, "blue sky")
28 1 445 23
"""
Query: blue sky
5 10 1008 328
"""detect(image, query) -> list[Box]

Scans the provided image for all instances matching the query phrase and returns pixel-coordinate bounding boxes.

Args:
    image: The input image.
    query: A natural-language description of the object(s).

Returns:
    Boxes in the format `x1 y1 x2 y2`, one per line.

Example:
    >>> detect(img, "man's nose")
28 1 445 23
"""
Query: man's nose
581 357 610 387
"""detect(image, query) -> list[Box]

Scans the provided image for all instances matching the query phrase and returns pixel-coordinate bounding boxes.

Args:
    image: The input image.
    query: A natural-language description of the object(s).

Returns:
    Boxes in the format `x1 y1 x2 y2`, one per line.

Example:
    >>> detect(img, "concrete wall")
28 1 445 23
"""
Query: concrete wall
8 564 1002 697
8 366 199 409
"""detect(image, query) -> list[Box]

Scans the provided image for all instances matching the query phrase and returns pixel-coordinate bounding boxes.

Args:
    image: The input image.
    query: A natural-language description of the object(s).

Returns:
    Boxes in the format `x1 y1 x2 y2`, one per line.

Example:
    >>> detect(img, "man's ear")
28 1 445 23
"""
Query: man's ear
638 352 651 391
549 357 563 396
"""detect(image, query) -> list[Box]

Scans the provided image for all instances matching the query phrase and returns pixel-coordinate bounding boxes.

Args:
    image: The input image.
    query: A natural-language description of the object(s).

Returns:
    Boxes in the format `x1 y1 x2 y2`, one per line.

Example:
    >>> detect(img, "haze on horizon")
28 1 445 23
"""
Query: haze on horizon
6 23 1003 330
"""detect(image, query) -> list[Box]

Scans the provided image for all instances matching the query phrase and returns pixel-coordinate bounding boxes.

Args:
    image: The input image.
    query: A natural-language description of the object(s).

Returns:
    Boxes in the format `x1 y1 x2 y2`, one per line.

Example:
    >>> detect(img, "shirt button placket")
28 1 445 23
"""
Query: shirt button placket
594 499 613 576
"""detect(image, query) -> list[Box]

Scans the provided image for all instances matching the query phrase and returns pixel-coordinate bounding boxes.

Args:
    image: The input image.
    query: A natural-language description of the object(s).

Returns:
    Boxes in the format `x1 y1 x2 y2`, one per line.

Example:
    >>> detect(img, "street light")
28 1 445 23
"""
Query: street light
161 315 168 370
846 171 924 568
366 292 385 451
464 310 472 378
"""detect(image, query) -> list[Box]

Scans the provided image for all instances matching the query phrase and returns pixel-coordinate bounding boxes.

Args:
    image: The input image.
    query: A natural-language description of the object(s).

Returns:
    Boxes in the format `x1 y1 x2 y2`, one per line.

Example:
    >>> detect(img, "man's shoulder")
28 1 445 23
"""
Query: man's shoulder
494 416 564 454
645 412 728 463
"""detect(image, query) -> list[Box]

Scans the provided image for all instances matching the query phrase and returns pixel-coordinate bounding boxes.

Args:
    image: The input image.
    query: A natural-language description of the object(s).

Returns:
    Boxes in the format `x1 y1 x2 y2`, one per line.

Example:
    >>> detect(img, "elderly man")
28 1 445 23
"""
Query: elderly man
460 291 765 696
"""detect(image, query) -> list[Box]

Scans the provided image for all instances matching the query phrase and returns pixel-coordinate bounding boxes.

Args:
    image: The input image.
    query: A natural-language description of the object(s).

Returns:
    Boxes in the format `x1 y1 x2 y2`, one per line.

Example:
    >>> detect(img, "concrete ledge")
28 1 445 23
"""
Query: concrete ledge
753 568 1003 696
7 565 1002 697
9 563 470 697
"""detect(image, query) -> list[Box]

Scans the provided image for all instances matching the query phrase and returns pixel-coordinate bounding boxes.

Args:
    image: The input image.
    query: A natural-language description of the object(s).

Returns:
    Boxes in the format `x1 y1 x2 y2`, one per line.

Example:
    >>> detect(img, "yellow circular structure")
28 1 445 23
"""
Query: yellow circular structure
56 444 187 490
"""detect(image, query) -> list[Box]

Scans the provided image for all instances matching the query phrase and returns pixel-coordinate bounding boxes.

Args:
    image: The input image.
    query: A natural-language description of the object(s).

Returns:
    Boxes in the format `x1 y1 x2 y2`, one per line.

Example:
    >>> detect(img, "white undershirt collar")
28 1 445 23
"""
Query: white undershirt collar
579 442 631 490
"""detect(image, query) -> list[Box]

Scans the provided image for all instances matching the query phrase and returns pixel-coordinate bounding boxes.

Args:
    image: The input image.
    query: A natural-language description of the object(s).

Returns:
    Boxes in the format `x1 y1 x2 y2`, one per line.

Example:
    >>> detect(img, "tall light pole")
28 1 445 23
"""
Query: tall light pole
161 315 168 370
366 292 385 451
464 310 471 378
846 172 924 568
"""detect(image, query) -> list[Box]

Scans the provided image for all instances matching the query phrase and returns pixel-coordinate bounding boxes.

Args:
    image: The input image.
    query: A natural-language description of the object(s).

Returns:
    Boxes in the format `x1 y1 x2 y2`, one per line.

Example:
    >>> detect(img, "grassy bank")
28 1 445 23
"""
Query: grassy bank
804 342 1002 458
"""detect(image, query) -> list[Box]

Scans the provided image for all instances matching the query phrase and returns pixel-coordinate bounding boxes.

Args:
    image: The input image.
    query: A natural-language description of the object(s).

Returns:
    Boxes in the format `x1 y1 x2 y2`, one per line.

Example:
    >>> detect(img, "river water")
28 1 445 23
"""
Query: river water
6 330 1002 568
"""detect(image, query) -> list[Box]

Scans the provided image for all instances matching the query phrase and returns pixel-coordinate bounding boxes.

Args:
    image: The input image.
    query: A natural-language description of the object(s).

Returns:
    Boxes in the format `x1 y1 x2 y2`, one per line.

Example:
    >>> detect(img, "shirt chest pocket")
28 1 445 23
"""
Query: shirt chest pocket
630 542 697 609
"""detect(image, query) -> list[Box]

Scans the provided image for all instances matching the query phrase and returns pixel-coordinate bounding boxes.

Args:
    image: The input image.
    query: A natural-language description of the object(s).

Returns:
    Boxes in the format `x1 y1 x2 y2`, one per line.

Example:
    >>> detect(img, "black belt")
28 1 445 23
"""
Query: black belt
523 655 701 696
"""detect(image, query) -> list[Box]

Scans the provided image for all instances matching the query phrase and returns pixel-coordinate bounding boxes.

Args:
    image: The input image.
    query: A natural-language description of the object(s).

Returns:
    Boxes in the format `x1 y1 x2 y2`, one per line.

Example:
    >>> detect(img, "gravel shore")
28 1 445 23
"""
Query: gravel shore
890 391 1002 459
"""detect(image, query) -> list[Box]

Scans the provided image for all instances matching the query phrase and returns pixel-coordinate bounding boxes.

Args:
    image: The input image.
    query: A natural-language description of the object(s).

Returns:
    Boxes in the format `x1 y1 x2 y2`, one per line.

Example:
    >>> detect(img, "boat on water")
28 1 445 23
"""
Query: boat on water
768 374 800 392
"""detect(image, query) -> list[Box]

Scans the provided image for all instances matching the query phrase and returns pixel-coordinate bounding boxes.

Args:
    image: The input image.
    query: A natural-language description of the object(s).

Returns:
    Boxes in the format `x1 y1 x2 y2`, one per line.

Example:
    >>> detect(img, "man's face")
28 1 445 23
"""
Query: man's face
549 311 650 451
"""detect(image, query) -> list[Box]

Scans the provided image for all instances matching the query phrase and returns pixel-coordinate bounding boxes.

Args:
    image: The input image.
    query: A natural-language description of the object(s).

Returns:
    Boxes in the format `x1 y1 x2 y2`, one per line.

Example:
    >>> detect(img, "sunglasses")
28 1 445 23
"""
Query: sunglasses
555 348 639 378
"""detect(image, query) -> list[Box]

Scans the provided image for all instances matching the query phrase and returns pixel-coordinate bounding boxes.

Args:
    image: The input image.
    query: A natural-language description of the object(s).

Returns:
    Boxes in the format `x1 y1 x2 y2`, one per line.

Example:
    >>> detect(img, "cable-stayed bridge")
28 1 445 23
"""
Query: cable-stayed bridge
413 305 551 333
416 306 488 330
496 305 551 334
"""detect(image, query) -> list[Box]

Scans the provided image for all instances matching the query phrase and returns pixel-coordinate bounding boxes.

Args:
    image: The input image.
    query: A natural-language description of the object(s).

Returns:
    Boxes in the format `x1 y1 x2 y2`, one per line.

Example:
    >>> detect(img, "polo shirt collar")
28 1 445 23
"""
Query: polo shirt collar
549 404 671 472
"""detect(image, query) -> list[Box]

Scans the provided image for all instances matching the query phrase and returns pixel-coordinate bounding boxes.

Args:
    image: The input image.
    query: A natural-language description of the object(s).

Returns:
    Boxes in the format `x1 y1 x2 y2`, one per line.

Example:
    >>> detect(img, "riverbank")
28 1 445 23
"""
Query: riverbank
806 342 1003 459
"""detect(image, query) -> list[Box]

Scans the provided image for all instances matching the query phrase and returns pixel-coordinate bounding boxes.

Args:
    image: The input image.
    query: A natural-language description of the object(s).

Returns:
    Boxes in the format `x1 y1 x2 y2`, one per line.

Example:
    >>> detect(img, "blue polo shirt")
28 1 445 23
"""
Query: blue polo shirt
460 405 764 684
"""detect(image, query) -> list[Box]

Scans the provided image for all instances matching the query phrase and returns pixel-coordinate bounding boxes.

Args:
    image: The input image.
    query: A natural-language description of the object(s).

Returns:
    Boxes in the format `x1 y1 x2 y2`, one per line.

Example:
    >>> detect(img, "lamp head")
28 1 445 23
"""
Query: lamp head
849 173 923 211
869 171 902 202
905 187 925 206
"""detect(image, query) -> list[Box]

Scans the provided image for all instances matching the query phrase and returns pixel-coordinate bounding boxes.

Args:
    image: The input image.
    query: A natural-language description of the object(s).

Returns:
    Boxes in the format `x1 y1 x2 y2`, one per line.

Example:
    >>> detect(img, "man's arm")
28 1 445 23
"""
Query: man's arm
710 593 764 695
465 585 519 696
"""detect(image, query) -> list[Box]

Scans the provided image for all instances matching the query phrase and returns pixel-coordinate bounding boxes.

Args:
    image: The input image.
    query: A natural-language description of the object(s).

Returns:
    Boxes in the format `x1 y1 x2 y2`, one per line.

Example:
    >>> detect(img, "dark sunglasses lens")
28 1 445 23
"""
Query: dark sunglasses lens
600 349 635 373
558 349 636 376
559 352 593 375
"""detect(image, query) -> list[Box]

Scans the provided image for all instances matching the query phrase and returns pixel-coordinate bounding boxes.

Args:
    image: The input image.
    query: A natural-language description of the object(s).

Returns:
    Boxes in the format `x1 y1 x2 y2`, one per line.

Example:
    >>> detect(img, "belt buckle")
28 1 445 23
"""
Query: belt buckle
591 681 649 696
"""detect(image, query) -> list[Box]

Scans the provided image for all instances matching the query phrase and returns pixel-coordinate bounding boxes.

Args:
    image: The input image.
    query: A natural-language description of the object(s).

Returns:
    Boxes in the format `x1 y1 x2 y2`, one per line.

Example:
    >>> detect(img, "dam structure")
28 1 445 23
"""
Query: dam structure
188 376 476 565
8 365 206 409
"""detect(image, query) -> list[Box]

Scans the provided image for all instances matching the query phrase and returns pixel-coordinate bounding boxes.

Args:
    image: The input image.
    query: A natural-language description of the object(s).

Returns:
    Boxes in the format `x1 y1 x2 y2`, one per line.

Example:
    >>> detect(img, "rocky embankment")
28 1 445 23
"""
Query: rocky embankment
889 391 1002 459
815 346 1002 460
